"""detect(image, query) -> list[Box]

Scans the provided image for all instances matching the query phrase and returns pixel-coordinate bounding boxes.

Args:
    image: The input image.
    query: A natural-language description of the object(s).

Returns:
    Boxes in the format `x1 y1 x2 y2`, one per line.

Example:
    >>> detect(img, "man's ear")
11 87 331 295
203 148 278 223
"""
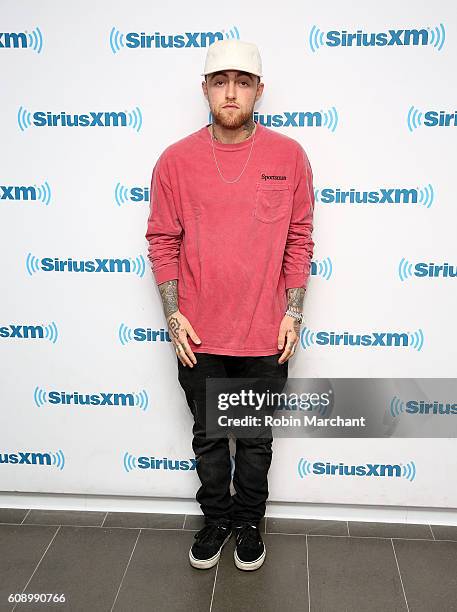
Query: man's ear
255 81 264 102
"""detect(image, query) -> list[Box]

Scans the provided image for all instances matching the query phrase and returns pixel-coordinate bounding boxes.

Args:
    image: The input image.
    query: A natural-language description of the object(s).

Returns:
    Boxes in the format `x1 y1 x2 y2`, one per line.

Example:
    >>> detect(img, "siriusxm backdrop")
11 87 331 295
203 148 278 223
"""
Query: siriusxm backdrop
1 0 456 512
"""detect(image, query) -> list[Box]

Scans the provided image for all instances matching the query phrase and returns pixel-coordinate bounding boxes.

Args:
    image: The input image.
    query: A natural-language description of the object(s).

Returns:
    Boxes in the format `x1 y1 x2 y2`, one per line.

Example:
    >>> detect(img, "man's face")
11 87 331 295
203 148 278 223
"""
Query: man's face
202 70 264 129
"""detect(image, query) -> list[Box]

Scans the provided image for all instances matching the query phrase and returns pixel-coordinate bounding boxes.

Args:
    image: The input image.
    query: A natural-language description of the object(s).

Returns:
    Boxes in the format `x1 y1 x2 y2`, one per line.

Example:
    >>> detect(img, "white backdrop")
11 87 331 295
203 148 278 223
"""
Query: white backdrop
1 0 456 510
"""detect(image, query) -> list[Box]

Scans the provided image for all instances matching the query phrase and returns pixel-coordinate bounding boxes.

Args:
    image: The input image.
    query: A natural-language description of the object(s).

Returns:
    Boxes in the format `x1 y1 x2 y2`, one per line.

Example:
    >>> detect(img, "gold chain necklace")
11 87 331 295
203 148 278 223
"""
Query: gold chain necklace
210 122 257 184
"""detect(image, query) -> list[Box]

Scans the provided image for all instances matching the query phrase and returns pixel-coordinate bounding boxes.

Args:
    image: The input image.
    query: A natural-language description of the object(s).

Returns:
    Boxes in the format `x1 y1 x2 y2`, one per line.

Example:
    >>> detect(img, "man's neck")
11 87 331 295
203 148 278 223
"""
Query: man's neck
208 120 257 144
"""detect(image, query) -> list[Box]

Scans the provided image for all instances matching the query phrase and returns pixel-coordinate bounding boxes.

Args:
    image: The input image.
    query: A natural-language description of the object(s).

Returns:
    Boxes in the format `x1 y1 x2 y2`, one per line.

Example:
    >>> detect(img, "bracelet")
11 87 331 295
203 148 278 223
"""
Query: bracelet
285 308 303 324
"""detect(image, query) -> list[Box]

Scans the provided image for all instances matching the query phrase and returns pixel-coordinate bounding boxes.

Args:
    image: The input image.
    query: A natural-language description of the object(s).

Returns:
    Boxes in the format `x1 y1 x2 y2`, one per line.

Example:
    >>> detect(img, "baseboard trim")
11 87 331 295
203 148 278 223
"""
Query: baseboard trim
1 492 456 526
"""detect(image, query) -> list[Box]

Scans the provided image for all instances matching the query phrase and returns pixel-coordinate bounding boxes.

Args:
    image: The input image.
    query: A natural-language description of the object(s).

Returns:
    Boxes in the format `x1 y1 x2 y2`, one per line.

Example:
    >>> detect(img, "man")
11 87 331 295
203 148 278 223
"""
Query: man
145 39 315 571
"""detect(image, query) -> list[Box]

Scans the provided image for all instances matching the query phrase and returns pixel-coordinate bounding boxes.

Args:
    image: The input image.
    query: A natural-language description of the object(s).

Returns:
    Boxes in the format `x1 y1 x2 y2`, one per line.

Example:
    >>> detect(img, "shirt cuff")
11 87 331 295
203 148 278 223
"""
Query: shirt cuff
153 264 179 285
284 272 306 290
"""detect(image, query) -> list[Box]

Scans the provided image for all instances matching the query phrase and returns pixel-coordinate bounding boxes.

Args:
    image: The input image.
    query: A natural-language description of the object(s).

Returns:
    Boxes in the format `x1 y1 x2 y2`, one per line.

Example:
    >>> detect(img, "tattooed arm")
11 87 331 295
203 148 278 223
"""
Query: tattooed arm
159 280 179 320
277 145 314 364
159 279 182 352
158 278 181 346
287 287 305 311
145 153 201 366
158 279 201 367
286 287 305 334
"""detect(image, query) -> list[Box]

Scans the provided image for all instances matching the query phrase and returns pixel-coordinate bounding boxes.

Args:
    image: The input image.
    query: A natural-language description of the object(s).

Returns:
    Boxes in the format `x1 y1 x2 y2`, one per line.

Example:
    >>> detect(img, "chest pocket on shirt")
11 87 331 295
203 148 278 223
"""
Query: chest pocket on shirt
253 183 290 223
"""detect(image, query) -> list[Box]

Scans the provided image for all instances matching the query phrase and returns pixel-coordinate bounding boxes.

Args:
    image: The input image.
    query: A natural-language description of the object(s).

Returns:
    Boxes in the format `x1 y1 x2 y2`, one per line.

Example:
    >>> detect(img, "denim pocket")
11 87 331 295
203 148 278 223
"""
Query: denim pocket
254 184 290 223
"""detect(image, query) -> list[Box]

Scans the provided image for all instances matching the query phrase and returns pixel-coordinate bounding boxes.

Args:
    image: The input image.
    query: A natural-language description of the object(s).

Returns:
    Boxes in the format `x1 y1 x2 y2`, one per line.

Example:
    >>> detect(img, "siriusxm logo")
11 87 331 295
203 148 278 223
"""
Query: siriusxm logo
115 183 149 206
301 327 424 351
26 253 146 276
0 27 43 53
118 324 170 345
399 258 457 281
315 184 434 208
407 107 457 131
1 182 51 206
309 24 445 52
0 449 65 470
253 109 338 131
34 387 149 411
0 322 58 343
109 25 239 54
310 257 333 280
297 458 416 481
17 107 142 132
390 395 457 417
123 452 196 472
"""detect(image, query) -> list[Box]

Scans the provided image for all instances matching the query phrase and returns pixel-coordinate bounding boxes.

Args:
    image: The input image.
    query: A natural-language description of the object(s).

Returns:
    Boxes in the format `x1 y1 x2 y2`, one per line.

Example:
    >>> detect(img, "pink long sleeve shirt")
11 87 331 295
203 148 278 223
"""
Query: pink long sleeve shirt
145 121 315 356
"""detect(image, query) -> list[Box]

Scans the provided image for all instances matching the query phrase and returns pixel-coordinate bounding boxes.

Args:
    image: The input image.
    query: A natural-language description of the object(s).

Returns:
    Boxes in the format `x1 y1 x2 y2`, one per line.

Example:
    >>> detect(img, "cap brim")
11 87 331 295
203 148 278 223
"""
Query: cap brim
200 71 262 78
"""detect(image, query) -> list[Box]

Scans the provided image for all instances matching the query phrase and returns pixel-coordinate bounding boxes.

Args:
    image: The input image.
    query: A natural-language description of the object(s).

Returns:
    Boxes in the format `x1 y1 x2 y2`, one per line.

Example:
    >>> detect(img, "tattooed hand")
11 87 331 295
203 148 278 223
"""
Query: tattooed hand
277 287 305 364
167 310 201 367
277 314 301 363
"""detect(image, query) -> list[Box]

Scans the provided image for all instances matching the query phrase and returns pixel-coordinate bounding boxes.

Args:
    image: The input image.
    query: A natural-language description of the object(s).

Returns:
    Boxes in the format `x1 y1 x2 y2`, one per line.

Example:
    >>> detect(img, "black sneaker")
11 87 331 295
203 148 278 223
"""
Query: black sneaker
233 522 266 571
189 519 232 569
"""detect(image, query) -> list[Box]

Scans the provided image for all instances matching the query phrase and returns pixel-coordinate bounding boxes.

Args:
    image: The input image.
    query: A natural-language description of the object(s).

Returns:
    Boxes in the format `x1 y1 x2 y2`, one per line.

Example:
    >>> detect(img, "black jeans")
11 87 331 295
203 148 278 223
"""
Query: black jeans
177 352 288 526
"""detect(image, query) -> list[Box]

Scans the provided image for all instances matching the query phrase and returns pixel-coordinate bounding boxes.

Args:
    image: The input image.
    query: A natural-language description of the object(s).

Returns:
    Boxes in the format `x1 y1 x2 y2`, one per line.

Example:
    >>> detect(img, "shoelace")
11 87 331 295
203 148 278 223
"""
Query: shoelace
235 524 260 546
195 523 230 544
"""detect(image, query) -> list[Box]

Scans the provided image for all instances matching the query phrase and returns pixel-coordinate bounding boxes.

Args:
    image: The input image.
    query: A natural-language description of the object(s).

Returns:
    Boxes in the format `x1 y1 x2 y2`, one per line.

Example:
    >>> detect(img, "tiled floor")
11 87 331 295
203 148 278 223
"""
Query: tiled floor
1 508 457 611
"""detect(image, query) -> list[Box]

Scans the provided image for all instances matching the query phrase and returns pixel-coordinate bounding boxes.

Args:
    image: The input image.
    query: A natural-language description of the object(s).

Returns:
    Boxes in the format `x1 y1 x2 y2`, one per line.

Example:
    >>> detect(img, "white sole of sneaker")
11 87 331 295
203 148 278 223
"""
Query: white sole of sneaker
234 545 266 571
188 531 232 569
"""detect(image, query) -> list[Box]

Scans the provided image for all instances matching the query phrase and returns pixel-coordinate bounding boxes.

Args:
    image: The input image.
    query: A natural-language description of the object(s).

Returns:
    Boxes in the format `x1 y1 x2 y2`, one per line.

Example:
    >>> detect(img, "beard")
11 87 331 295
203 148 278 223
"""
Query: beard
210 103 254 130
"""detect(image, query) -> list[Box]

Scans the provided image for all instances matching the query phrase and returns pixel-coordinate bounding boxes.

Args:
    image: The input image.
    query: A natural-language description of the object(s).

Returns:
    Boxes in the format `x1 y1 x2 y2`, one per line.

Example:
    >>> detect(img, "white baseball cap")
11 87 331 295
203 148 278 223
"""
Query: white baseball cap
201 39 263 78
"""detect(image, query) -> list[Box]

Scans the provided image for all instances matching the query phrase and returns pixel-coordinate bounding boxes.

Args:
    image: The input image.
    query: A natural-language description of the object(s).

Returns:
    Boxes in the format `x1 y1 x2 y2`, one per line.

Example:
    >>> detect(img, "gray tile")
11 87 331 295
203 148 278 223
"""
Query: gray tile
308 535 407 611
430 524 457 541
0 508 29 524
0 524 58 606
183 514 205 530
113 529 215 612
23 509 105 527
13 526 139 611
266 517 347 536
184 514 266 532
349 521 433 540
393 538 457 611
104 511 185 530
212 533 308 612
